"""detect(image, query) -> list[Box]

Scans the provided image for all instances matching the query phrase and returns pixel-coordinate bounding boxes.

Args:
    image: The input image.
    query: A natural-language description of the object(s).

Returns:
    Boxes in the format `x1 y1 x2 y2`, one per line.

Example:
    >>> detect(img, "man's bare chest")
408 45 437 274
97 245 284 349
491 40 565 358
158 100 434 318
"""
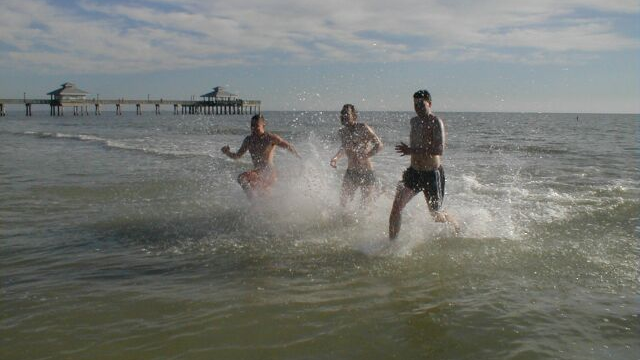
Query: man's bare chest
342 129 369 148
249 136 274 153
411 121 436 141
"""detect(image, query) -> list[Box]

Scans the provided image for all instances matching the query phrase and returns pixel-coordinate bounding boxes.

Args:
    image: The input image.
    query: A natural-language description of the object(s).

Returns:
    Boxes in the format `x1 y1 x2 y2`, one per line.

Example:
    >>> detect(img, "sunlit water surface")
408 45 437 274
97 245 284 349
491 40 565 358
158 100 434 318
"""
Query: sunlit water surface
1 110 638 359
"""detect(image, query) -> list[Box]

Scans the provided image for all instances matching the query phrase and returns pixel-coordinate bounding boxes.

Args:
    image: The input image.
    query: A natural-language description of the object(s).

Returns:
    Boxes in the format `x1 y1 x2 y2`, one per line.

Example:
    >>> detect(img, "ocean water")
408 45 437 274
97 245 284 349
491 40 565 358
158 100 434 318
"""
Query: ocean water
1 109 638 359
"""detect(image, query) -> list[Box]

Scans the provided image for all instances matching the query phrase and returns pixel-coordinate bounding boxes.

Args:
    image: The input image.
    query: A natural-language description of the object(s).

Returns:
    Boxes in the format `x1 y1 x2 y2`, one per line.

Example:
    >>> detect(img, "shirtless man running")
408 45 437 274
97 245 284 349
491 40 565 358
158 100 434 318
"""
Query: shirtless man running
221 114 301 200
388 90 459 240
330 104 383 207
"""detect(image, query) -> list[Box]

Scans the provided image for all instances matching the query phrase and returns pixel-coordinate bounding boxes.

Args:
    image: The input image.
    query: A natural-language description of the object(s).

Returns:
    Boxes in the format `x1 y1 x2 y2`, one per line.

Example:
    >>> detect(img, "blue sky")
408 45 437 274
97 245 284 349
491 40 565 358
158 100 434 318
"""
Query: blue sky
0 0 638 113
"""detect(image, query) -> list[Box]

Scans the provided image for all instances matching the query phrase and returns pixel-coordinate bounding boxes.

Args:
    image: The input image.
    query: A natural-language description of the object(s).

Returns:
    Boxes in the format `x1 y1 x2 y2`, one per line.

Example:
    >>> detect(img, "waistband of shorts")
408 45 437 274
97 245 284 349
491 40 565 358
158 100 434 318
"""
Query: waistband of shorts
406 166 443 173
346 168 374 174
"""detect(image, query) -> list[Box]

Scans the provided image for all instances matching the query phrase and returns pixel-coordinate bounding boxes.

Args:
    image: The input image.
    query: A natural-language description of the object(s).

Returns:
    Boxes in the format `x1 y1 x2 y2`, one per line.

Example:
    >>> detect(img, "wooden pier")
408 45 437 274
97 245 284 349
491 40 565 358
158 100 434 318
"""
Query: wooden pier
0 84 261 117
0 98 261 117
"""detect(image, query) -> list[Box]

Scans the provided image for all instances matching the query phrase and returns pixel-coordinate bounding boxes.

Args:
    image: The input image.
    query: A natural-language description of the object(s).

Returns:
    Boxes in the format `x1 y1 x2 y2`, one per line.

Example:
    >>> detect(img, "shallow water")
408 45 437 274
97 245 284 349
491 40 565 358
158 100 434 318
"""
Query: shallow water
1 110 638 359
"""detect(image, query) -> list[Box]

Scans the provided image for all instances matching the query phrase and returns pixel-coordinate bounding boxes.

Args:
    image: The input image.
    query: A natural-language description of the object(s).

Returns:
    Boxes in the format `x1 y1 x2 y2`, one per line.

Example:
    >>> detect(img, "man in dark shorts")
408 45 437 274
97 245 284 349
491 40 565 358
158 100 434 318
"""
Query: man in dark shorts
221 114 301 200
388 90 459 240
330 104 383 207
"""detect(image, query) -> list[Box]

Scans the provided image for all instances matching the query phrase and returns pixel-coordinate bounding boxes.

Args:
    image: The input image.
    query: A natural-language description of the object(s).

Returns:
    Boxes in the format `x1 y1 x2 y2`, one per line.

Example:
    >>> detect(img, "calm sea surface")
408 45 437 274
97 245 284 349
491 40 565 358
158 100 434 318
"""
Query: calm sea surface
1 109 638 359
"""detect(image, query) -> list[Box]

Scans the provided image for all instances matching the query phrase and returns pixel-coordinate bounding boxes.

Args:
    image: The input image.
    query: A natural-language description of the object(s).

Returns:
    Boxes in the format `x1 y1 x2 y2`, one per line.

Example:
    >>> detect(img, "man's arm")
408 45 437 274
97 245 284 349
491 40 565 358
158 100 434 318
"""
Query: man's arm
364 124 383 158
330 128 346 167
330 148 345 168
429 118 445 155
272 134 302 159
221 137 250 159
395 141 442 156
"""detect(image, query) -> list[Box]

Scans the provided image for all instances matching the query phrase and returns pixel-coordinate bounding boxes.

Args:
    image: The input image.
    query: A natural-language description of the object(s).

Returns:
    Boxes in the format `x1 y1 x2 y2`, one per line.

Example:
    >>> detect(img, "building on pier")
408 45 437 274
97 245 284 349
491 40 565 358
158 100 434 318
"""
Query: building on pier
47 82 91 116
47 83 89 102
200 86 237 101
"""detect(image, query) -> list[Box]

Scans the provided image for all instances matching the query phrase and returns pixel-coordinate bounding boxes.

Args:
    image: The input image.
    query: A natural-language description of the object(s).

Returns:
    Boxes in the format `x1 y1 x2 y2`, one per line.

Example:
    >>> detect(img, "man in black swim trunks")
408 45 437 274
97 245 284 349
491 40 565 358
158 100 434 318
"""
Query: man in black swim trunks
388 90 459 240
330 104 383 207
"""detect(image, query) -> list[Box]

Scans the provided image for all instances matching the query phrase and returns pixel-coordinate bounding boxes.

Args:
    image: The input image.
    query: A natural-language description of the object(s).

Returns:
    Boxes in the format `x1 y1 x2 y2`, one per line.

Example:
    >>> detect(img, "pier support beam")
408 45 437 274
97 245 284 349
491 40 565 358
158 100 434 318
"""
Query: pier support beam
116 104 122 115
136 104 142 115
95 104 101 115
0 104 5 116
155 104 160 115
25 103 32 116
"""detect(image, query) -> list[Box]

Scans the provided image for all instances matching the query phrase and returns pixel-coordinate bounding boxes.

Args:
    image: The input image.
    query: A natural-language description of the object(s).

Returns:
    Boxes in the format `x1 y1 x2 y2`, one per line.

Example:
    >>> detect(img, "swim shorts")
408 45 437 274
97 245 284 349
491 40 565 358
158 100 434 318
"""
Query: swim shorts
401 166 445 211
237 167 276 191
344 169 376 187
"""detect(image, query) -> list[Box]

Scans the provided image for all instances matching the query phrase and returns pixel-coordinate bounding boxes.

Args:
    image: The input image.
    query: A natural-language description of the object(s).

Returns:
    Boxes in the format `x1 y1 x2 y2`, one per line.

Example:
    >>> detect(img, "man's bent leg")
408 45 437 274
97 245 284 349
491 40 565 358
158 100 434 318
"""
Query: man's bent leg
237 171 258 200
255 170 276 198
360 184 375 208
389 184 417 240
340 178 357 207
431 210 460 235
424 188 460 234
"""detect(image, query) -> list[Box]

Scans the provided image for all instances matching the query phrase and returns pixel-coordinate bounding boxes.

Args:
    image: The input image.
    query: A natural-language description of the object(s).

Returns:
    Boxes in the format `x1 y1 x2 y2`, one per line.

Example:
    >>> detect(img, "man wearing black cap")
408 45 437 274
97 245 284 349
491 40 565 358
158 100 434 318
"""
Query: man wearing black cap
388 90 459 240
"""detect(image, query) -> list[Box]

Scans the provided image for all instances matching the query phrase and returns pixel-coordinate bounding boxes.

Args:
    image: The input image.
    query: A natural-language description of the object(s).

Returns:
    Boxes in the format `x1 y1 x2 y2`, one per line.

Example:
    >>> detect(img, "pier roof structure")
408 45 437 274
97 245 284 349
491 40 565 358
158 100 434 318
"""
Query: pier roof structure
201 86 237 101
47 82 89 97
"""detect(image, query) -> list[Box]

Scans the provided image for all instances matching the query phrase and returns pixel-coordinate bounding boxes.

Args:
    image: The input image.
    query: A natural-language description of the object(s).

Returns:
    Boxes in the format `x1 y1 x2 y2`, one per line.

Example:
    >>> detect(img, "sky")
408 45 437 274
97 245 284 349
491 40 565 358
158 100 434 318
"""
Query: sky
0 0 639 113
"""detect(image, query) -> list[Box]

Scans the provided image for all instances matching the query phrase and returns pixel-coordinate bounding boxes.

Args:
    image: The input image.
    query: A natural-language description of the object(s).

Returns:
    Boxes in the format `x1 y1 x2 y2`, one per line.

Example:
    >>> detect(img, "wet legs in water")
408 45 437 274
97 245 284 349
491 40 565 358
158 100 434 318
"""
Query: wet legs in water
389 184 459 240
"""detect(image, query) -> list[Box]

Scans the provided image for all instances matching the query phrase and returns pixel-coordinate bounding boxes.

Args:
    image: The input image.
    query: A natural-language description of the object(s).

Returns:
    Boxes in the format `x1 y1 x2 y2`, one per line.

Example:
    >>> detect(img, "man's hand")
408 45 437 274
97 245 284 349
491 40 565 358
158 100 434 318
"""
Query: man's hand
221 145 230 154
395 142 411 156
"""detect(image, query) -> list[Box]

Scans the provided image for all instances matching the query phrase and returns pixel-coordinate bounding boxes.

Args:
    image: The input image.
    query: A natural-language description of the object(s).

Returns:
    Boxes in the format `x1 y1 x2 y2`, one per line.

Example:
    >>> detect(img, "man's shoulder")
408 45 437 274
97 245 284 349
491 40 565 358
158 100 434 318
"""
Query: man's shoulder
429 113 444 122
426 113 443 126
265 132 283 142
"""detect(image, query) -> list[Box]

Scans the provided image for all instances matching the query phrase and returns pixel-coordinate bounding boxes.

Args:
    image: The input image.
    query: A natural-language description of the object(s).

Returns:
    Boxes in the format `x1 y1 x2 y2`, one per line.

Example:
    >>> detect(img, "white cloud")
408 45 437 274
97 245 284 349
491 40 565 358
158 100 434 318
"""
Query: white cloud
0 0 638 73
